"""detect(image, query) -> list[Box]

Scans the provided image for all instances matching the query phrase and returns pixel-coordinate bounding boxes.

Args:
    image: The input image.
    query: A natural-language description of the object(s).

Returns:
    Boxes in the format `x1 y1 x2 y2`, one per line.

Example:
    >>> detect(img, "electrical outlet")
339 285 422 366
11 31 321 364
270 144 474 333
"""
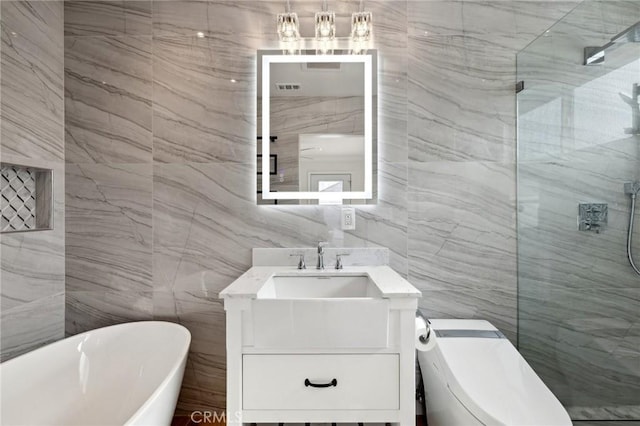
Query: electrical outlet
341 207 356 230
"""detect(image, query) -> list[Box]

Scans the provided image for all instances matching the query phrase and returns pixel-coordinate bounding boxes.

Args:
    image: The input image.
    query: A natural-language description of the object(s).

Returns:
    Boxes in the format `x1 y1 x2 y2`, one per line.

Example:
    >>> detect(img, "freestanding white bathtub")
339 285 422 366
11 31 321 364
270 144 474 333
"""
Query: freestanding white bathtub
0 321 191 426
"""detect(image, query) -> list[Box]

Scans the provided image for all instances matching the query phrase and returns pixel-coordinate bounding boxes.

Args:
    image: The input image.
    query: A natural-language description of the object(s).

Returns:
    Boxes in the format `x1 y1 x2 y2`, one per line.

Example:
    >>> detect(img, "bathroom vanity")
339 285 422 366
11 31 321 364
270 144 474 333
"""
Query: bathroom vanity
220 248 421 425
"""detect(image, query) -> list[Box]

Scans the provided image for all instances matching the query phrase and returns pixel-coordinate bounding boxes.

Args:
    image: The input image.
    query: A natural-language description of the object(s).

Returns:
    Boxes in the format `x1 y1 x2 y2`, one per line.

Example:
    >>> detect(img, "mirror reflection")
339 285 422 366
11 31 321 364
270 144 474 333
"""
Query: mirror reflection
257 50 377 205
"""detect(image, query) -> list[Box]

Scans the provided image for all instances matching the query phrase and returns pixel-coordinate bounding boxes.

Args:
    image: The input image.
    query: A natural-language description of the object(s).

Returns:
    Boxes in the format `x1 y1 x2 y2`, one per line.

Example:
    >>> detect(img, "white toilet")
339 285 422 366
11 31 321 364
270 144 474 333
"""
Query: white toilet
416 318 572 426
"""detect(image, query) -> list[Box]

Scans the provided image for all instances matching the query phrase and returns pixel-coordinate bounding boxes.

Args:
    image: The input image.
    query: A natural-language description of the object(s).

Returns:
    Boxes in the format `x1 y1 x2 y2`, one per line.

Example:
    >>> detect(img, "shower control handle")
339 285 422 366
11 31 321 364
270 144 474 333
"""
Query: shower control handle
578 203 608 233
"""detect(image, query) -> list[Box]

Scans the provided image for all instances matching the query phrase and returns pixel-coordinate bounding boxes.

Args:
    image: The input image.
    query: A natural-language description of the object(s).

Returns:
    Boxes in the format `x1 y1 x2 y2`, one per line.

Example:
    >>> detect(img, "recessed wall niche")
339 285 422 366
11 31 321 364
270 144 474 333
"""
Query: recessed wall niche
0 163 53 233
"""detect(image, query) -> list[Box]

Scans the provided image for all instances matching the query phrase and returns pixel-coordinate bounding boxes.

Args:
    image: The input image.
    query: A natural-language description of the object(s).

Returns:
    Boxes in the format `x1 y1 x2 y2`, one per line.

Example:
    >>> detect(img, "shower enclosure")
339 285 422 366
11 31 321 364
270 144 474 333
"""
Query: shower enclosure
517 0 640 421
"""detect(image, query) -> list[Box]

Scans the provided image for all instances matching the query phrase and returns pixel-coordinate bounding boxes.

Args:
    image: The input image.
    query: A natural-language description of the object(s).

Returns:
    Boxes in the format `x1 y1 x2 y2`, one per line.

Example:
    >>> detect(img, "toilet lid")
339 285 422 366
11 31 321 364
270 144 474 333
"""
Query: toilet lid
432 323 571 426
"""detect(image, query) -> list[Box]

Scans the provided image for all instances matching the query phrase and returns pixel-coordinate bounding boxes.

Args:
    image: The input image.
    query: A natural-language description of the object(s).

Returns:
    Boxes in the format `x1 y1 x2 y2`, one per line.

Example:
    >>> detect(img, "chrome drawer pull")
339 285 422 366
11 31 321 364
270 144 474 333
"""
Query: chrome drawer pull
304 378 337 388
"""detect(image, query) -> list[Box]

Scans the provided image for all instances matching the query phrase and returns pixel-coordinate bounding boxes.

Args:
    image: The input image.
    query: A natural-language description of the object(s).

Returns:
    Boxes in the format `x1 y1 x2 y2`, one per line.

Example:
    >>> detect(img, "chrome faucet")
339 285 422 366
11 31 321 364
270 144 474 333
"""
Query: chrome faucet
316 242 328 270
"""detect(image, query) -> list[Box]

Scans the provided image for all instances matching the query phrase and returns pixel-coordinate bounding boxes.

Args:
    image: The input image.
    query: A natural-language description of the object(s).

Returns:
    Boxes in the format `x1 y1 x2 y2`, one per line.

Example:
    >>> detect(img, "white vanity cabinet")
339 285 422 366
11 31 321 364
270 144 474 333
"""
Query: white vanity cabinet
220 248 421 426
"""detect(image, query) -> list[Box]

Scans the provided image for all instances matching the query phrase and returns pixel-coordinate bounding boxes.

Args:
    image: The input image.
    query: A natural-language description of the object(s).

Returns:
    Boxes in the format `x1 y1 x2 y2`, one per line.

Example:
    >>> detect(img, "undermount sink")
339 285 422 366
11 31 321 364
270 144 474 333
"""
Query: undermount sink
257 274 381 299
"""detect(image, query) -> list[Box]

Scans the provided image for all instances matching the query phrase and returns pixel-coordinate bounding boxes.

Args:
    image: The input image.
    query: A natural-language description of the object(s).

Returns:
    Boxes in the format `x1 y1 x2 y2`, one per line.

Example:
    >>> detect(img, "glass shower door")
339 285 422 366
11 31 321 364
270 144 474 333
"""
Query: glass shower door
517 0 640 421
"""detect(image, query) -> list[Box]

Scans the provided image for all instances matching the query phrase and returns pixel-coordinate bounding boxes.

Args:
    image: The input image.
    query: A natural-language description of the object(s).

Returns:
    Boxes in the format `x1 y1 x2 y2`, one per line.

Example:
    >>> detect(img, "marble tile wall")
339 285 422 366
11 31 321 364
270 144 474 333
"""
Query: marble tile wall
64 0 154 334
63 0 578 414
0 1 65 361
407 0 579 342
516 1 640 420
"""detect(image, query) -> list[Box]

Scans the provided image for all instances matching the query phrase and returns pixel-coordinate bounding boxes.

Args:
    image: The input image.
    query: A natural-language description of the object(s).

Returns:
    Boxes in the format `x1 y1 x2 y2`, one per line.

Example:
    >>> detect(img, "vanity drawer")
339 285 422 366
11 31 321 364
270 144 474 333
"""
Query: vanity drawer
242 354 399 410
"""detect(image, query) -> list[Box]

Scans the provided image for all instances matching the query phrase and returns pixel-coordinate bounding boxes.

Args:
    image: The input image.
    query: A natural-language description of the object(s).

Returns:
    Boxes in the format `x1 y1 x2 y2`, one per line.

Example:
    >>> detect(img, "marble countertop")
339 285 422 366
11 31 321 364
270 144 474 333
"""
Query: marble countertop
219 265 422 299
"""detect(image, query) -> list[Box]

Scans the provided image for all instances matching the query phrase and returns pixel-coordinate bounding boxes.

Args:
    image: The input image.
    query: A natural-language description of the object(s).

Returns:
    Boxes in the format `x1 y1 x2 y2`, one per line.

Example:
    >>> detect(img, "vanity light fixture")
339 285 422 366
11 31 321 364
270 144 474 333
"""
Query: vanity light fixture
275 0 372 51
315 0 336 41
277 0 300 42
351 1 372 42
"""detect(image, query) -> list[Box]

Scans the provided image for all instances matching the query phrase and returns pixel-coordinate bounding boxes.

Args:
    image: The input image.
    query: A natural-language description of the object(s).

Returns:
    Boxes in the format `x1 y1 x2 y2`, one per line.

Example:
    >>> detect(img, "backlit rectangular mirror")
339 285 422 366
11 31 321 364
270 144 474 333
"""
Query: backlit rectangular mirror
257 50 377 205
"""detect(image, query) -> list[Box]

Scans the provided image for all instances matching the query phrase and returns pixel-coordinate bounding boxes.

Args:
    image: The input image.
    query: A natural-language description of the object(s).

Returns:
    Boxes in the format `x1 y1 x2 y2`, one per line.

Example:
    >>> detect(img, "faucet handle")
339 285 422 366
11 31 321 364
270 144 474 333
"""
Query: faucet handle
335 253 350 270
290 253 306 269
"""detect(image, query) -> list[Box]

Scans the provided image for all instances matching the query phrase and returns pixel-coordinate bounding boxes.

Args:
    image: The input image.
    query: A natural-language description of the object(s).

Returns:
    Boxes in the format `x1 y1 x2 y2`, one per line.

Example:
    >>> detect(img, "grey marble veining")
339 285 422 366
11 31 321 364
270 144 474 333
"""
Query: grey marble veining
406 0 580 164
408 161 517 340
407 1 579 48
65 164 152 292
65 290 153 335
408 161 516 293
153 289 226 414
1 1 65 362
64 1 151 37
0 292 64 362
368 1 408 164
408 1 466 37
154 290 225 356
518 154 640 414
353 162 408 274
153 35 254 163
1 0 64 162
419 287 517 342
176 350 227 414
65 35 153 164
152 0 271 39
518 155 640 292
62 0 157 375
408 33 516 163
519 297 640 419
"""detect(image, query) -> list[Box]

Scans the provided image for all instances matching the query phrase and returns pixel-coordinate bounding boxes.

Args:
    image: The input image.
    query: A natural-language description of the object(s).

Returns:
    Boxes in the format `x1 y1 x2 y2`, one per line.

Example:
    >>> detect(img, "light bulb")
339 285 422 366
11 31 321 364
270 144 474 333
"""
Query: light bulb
315 10 335 41
351 11 372 42
277 12 300 42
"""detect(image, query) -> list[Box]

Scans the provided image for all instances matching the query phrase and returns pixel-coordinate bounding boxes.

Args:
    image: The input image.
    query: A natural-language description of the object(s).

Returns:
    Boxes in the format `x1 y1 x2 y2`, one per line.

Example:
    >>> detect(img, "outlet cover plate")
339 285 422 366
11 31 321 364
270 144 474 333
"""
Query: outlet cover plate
341 207 356 230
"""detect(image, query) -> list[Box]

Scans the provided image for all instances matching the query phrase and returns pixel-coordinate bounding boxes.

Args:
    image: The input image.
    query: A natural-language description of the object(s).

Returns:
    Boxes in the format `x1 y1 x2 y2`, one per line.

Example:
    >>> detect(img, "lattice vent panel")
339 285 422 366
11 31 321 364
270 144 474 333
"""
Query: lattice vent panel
0 163 52 233
1 166 37 232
